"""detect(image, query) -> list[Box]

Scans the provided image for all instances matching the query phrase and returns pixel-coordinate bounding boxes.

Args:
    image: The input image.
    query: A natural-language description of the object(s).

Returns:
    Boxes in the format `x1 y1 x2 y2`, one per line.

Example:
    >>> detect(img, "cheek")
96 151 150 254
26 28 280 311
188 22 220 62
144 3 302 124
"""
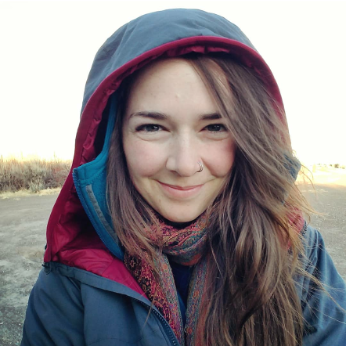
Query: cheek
123 138 164 177
206 140 236 177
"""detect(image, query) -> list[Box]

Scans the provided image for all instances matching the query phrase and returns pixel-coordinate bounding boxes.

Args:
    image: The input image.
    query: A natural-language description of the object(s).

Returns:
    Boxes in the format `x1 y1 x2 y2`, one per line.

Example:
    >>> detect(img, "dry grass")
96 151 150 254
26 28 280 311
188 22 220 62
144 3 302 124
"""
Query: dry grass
0 157 71 193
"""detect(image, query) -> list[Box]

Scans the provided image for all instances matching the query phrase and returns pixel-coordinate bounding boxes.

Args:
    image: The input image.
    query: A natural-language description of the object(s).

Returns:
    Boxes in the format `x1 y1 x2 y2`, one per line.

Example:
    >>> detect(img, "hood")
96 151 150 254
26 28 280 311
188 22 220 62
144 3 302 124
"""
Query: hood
44 8 287 288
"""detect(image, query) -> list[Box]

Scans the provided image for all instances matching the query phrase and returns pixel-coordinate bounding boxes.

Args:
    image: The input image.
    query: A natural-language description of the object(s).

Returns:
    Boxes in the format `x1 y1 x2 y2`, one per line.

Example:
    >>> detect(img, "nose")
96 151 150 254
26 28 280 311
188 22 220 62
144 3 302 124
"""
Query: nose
166 134 201 177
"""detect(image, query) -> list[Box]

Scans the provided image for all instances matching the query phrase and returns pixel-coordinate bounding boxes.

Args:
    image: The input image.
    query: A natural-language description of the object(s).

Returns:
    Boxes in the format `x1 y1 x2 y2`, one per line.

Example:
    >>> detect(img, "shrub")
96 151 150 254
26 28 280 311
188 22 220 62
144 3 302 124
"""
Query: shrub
0 157 71 193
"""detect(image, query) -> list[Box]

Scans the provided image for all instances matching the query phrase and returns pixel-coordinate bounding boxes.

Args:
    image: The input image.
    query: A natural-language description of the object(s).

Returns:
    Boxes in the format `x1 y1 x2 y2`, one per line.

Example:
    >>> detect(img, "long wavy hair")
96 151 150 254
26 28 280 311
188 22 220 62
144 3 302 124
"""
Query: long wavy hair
107 54 312 346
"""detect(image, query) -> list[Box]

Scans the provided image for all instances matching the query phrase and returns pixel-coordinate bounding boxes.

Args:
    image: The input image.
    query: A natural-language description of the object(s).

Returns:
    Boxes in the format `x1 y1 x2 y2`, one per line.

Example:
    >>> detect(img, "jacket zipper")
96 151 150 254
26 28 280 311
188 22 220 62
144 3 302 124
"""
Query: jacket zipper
72 171 117 257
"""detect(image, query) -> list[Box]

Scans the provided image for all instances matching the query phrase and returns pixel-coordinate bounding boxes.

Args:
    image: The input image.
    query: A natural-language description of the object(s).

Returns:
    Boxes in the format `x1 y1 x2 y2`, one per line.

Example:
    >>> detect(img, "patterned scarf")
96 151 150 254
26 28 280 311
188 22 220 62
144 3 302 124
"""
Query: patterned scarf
124 210 305 345
124 213 209 346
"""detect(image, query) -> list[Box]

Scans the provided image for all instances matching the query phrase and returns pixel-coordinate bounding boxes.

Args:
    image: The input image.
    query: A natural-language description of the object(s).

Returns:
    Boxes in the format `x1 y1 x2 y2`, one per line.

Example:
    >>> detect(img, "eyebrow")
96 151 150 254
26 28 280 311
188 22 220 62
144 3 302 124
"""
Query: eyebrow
130 111 167 120
200 113 222 120
129 111 222 120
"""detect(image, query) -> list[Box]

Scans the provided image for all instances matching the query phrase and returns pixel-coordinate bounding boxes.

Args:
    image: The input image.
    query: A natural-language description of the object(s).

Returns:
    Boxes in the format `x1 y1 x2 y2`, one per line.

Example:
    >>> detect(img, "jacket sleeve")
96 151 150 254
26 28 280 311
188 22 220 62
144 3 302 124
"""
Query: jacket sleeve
299 226 346 345
21 266 85 346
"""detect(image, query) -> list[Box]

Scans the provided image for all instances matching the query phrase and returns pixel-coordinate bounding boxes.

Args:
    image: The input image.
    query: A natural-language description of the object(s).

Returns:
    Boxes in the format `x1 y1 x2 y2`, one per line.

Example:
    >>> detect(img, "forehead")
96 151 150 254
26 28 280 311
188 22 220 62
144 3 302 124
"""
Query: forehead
124 58 224 118
130 58 201 90
131 56 225 87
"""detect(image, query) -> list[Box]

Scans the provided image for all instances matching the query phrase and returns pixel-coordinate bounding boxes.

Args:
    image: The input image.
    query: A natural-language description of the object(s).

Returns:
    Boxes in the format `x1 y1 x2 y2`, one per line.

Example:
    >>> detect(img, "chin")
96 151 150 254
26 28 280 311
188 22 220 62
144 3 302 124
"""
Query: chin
158 208 204 224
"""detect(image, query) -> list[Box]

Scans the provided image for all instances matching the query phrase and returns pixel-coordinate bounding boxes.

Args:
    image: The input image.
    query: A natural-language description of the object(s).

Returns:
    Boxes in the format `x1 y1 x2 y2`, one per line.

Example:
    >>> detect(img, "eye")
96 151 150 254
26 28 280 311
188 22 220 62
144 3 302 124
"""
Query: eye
206 124 227 132
136 124 162 132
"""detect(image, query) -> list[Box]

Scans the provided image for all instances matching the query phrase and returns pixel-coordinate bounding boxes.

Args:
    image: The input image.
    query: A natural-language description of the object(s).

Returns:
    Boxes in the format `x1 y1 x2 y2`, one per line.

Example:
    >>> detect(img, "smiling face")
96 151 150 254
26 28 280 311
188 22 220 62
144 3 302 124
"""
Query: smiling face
122 58 235 223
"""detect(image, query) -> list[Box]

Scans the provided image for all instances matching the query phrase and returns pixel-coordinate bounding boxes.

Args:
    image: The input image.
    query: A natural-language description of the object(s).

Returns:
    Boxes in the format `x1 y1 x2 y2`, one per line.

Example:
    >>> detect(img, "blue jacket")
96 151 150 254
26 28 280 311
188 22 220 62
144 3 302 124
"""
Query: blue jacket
21 9 346 345
21 227 346 345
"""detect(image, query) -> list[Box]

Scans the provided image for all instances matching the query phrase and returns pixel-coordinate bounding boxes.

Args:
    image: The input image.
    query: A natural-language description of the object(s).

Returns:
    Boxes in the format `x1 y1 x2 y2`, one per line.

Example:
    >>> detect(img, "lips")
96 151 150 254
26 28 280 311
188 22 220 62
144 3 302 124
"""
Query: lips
158 182 203 199
161 183 202 190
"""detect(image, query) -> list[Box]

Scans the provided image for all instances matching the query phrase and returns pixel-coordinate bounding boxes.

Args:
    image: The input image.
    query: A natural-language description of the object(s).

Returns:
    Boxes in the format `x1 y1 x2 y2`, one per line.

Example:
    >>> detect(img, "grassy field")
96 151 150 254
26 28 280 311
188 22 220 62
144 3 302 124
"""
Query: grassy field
0 157 71 193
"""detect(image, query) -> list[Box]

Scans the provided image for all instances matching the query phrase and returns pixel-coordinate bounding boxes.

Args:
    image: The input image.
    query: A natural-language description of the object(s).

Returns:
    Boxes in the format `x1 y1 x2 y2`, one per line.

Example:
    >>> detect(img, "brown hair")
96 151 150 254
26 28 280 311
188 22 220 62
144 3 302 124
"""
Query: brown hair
107 54 312 345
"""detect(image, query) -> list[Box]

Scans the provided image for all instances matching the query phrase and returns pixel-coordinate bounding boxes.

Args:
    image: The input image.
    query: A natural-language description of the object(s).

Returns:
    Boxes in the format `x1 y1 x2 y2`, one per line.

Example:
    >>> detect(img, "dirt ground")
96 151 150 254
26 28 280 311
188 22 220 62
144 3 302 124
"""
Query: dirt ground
0 170 345 345
298 169 346 279
0 191 58 346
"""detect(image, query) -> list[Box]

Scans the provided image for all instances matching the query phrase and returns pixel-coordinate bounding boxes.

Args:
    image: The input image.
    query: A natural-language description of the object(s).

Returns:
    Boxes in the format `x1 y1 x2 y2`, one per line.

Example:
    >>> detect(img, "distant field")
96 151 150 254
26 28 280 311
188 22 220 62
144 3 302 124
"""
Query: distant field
0 157 71 193
298 166 346 187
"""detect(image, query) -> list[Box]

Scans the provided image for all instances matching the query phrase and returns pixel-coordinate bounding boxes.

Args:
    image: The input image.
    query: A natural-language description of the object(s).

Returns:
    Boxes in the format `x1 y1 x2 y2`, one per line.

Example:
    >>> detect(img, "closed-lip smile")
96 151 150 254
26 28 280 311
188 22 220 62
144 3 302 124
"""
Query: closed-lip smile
159 182 202 190
158 181 203 199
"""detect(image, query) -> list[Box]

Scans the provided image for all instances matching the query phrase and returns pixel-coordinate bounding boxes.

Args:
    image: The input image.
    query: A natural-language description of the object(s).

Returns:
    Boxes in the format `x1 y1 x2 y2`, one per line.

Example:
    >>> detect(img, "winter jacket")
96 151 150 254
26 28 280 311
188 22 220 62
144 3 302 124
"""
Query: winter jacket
21 9 346 346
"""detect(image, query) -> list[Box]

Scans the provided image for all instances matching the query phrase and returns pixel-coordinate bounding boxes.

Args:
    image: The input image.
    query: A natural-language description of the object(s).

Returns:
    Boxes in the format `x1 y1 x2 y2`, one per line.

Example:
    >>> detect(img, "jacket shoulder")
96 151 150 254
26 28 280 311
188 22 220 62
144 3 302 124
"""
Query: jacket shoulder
21 266 85 345
298 225 346 345
21 264 177 346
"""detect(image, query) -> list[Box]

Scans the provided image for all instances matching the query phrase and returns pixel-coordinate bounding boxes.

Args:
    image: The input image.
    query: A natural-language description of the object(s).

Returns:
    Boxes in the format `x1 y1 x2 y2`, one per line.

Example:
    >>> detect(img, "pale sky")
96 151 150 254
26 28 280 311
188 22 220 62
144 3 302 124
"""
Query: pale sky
1 1 345 164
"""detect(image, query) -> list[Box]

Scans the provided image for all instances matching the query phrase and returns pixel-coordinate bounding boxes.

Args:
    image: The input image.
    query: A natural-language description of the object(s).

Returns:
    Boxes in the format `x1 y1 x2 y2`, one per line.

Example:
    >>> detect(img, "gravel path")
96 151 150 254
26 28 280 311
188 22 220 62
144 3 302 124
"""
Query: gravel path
0 193 57 346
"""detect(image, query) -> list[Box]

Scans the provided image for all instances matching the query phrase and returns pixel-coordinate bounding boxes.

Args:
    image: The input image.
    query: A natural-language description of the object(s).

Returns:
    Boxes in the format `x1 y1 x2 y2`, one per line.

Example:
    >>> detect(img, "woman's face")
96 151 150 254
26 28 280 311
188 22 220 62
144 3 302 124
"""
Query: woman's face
122 58 235 223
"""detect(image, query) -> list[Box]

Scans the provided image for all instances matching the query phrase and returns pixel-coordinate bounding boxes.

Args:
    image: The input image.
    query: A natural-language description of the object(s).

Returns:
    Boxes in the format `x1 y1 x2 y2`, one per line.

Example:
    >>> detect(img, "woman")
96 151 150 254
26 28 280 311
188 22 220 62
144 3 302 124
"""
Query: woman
21 9 346 346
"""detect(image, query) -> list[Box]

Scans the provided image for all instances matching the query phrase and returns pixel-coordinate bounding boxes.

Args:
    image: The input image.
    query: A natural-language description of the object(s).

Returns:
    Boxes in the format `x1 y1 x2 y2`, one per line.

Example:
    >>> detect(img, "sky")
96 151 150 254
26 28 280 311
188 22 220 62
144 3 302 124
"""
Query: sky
0 0 345 164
